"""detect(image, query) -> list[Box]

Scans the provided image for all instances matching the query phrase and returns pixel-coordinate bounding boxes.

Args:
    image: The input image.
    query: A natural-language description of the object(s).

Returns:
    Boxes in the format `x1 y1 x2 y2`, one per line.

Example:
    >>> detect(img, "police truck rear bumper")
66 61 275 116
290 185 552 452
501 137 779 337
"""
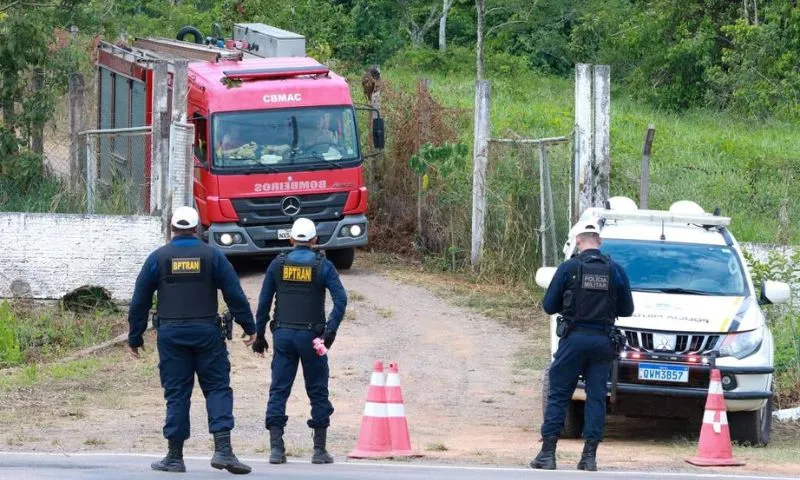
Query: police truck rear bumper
207 214 368 256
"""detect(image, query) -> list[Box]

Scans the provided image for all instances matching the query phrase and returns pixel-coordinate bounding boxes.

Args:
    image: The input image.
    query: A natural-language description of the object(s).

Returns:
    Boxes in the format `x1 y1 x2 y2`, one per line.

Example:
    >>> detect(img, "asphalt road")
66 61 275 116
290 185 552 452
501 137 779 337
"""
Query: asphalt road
0 453 793 480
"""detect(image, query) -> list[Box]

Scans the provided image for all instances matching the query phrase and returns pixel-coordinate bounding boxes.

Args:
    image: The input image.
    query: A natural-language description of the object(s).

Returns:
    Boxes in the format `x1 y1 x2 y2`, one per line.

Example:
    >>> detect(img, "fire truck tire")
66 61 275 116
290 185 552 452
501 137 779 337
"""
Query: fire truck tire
177 26 204 44
326 247 355 270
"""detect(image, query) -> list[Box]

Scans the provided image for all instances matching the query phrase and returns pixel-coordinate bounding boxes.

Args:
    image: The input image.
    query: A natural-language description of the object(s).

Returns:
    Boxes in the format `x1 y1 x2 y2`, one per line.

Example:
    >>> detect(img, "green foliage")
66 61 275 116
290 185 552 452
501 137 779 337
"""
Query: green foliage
0 301 124 367
743 249 800 407
0 302 22 367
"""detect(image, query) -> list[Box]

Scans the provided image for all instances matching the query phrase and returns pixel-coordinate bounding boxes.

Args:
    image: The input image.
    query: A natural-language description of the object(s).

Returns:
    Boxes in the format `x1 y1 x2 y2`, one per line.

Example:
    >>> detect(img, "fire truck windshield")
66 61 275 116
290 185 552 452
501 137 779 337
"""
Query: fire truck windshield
212 106 360 173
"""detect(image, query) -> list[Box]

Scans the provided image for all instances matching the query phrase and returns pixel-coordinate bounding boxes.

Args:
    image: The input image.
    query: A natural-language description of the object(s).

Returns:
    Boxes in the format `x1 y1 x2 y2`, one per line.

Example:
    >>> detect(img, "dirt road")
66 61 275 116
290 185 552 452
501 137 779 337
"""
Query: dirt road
1 257 798 476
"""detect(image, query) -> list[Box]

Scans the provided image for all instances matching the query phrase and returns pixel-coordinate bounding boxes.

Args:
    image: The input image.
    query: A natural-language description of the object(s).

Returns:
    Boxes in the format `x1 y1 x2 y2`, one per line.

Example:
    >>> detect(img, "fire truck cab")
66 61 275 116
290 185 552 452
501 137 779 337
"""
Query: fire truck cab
96 24 382 269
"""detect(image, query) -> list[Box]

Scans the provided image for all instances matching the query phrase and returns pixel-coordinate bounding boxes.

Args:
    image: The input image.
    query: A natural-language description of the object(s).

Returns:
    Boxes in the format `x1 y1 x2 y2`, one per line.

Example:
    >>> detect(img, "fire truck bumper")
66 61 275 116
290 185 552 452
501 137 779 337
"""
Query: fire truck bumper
207 214 368 256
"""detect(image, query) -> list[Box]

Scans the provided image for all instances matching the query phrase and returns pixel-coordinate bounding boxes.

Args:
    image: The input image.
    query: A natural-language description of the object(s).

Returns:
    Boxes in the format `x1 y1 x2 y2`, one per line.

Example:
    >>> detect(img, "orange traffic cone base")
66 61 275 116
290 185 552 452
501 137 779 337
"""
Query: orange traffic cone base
686 456 744 467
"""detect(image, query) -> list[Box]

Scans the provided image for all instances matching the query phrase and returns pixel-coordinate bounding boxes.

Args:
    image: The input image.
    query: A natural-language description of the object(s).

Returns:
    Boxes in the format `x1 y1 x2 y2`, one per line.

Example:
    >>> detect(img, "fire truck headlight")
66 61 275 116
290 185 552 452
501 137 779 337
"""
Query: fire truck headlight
219 233 234 246
350 225 363 237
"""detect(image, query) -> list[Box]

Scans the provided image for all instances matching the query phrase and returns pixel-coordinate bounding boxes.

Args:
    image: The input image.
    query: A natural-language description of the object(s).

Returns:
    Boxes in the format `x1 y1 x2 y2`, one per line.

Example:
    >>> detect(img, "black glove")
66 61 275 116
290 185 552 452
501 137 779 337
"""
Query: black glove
269 320 276 333
323 330 337 349
252 334 269 354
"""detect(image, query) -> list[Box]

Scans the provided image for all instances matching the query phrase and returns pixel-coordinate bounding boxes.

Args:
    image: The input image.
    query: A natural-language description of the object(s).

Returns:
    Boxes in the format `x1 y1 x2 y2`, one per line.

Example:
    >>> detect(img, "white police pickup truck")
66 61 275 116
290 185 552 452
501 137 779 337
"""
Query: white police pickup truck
535 197 792 446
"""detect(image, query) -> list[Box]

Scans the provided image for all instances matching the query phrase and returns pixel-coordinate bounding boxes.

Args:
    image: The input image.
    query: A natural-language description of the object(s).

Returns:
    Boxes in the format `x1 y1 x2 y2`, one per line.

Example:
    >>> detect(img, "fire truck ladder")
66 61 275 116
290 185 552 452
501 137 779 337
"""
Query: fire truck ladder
132 37 243 63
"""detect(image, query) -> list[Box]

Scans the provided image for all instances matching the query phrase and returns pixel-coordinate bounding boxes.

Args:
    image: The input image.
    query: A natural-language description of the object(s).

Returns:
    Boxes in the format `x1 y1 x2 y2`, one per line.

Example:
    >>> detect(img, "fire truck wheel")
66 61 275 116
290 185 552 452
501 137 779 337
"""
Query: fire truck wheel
177 26 204 44
326 248 355 270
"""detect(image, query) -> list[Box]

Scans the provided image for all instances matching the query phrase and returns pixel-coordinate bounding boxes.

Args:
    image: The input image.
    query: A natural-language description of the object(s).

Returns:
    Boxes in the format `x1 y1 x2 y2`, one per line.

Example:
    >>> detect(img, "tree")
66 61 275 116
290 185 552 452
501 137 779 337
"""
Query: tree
439 0 454 51
475 0 485 79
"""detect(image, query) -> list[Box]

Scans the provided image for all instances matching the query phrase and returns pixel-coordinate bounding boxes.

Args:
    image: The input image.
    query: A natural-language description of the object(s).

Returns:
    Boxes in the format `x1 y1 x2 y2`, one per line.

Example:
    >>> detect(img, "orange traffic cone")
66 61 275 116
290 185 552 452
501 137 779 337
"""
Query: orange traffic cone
385 361 420 457
348 360 393 458
685 368 744 467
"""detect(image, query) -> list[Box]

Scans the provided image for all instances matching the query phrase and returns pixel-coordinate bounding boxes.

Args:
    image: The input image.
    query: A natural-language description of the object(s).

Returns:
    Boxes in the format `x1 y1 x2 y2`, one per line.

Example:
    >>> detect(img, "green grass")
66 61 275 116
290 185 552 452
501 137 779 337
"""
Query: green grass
0 358 103 391
0 300 126 368
374 67 800 245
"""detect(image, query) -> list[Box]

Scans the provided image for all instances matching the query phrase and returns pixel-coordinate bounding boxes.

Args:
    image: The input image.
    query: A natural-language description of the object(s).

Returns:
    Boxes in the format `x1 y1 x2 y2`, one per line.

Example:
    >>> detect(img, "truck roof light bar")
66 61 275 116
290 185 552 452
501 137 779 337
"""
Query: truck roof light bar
593 209 732 227
222 65 330 80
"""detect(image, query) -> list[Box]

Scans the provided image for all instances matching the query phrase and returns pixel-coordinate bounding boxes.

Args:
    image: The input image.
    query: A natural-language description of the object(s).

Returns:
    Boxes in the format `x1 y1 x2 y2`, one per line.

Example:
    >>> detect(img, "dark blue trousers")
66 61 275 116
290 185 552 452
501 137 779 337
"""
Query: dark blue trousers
266 328 333 429
156 323 233 440
541 331 614 442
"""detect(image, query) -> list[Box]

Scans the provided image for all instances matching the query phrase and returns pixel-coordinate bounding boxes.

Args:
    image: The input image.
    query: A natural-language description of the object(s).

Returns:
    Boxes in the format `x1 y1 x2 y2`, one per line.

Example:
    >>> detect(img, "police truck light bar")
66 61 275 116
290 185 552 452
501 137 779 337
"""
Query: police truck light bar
594 209 731 228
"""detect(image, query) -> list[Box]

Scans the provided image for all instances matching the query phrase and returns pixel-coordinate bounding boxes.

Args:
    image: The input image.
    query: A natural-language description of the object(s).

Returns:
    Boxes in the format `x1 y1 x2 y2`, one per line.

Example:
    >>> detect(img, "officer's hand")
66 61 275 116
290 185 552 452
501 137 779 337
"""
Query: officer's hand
252 334 269 357
323 330 336 349
243 334 256 346
128 345 144 359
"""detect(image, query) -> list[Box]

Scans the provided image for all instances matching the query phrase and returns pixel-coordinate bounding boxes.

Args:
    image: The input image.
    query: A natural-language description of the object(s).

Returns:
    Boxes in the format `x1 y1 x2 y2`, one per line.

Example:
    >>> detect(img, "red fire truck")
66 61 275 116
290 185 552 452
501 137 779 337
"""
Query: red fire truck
95 24 382 269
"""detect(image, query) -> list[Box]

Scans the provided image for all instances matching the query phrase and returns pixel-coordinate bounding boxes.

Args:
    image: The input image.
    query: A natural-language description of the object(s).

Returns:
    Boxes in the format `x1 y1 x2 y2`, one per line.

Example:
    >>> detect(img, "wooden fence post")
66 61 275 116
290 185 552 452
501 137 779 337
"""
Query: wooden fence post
471 79 491 273
418 79 432 240
68 73 85 191
640 124 656 209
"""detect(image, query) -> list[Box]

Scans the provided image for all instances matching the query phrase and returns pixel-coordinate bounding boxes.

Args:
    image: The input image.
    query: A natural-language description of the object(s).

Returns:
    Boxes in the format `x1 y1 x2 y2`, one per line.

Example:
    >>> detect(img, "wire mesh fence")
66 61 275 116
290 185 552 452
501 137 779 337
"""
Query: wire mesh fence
83 127 152 215
483 137 572 280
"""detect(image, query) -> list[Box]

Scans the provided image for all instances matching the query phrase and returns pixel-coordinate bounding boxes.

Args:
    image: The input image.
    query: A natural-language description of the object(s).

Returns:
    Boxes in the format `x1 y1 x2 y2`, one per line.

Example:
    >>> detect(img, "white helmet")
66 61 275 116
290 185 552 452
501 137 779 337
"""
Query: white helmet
290 217 317 241
171 206 199 230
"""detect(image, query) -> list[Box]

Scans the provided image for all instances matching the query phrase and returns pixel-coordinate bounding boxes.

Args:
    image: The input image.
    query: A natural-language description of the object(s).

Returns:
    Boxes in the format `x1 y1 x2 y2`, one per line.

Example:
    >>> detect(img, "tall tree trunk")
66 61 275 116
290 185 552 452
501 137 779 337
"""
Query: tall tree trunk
476 0 485 80
439 0 453 52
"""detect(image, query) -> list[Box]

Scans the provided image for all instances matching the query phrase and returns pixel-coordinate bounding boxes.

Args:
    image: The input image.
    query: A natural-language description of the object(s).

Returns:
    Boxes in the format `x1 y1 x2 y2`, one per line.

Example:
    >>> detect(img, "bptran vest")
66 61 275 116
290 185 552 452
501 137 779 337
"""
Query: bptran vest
156 241 218 320
273 252 326 331
562 252 617 325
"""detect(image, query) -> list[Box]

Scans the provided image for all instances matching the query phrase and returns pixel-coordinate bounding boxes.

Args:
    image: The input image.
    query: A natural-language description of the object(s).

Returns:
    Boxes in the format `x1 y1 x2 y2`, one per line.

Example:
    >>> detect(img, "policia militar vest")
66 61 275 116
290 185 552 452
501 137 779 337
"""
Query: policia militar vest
273 252 326 332
561 252 618 327
156 242 218 321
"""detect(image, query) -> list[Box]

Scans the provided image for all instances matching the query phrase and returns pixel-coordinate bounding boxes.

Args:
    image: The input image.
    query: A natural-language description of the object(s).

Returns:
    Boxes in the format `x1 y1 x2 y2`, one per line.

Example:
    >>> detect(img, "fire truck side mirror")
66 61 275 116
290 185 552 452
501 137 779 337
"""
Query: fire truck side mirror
372 117 385 150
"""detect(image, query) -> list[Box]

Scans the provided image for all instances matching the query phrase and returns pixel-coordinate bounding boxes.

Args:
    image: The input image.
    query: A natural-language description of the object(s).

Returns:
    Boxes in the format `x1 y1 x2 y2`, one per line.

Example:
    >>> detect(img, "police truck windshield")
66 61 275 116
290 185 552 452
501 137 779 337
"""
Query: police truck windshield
599 239 748 296
212 106 360 173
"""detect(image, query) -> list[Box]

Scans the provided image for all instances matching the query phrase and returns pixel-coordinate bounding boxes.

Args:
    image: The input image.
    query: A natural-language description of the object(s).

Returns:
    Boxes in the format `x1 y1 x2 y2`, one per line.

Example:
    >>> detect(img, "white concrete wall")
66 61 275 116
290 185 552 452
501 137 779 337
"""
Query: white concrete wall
0 213 164 301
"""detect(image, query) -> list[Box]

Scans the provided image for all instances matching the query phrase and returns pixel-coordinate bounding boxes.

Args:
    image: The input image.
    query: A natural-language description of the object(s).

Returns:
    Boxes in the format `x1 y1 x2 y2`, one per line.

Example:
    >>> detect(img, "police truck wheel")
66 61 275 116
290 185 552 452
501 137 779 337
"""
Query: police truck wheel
729 398 771 446
326 248 355 270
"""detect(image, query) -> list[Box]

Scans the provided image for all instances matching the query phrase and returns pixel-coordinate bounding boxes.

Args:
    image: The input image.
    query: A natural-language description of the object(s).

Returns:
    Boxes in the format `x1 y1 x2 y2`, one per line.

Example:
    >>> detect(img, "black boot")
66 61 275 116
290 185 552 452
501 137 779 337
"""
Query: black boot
529 436 558 470
577 439 599 471
151 439 186 473
269 426 287 464
311 428 334 464
210 431 252 475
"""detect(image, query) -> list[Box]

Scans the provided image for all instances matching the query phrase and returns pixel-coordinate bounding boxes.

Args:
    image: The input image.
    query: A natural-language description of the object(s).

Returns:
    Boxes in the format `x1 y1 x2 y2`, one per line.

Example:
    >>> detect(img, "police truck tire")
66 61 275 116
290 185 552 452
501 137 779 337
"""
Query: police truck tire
729 398 771 447
177 26 204 44
326 248 355 270
541 365 584 439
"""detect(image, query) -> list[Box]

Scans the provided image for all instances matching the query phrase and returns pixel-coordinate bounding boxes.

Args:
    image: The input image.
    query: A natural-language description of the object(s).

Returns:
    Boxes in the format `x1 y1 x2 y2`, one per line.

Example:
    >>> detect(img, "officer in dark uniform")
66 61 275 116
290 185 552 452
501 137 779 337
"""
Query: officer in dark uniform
252 217 347 465
127 206 256 475
531 221 634 471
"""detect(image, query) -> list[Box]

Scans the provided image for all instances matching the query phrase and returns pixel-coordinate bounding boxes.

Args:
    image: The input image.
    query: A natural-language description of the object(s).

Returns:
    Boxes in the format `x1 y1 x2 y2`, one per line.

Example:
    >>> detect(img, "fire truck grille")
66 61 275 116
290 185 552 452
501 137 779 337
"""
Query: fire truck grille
231 192 348 226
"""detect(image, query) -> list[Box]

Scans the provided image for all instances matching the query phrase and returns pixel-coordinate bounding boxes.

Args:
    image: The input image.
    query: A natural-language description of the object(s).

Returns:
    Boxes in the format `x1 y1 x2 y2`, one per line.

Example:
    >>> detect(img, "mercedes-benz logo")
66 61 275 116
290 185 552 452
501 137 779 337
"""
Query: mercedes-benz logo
281 196 301 216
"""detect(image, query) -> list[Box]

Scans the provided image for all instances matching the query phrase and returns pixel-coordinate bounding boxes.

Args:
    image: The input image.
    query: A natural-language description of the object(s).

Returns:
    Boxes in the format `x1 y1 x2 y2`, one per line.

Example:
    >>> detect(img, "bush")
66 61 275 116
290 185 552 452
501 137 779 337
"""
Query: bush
744 249 800 408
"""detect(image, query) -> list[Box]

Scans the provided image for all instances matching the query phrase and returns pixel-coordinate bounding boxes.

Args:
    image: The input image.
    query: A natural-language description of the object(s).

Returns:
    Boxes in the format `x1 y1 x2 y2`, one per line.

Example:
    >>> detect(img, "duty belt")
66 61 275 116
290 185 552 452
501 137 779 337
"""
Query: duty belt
571 324 611 336
276 321 325 332
159 316 219 325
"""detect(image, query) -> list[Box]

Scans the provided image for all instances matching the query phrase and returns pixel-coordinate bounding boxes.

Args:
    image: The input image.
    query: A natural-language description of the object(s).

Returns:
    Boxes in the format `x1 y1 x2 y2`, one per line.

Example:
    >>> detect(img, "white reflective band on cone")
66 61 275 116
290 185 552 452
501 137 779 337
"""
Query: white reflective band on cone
708 380 723 396
703 410 728 434
370 372 385 386
386 403 406 418
363 402 389 417
386 374 401 387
